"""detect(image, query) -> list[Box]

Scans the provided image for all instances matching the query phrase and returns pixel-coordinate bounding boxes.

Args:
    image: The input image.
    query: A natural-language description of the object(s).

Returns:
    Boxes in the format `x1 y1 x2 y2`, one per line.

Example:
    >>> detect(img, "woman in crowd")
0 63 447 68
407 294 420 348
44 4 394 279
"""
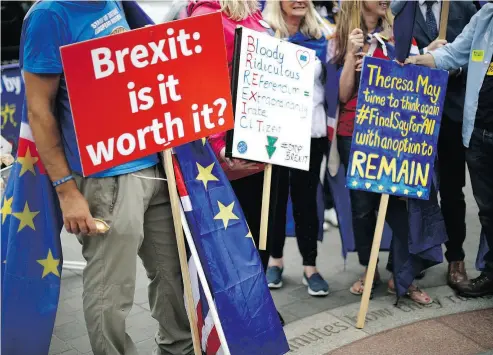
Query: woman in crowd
329 0 442 304
187 0 285 323
263 0 330 297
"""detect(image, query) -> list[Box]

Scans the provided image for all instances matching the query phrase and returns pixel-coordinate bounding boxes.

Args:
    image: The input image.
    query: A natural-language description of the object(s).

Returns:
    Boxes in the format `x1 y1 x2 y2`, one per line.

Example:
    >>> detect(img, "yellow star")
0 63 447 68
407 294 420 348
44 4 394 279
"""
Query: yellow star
18 147 39 177
1 103 17 129
201 137 206 146
404 189 409 195
245 227 256 247
12 202 39 232
351 180 358 187
1 196 13 223
196 162 219 190
214 201 239 229
378 185 384 191
37 249 60 278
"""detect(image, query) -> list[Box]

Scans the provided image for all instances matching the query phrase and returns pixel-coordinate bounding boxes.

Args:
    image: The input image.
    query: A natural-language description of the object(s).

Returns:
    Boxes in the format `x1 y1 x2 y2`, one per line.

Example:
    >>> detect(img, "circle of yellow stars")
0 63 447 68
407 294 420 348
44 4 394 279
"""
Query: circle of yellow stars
1 144 60 279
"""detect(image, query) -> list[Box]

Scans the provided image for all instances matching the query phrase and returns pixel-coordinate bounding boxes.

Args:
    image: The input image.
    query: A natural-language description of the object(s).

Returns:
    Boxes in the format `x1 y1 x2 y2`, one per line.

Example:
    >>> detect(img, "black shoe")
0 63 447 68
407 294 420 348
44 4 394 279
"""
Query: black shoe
278 311 285 327
456 273 493 297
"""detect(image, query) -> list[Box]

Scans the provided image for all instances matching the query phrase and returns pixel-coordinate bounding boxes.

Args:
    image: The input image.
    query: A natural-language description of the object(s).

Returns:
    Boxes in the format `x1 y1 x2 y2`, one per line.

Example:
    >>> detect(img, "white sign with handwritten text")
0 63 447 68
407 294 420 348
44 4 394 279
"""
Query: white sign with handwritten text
231 27 315 170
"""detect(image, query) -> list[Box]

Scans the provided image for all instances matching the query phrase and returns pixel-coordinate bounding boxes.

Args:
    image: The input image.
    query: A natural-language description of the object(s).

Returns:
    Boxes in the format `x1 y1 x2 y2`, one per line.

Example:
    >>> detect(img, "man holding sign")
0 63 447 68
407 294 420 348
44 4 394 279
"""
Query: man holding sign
407 3 493 297
20 2 193 354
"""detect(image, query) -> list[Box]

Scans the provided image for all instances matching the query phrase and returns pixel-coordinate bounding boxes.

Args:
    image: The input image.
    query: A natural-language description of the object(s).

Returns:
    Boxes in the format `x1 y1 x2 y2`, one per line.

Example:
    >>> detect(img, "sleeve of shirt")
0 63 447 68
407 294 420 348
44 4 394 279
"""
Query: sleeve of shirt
430 11 478 71
22 9 70 74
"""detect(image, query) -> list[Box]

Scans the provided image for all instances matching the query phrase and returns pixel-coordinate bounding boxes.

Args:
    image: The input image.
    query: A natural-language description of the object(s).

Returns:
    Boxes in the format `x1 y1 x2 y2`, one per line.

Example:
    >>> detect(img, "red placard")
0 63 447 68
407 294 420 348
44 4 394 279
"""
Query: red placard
60 12 233 176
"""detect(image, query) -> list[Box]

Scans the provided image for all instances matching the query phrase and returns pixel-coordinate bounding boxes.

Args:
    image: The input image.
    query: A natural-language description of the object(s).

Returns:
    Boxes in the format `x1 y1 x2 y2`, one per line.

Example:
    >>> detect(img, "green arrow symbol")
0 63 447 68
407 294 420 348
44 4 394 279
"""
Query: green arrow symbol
266 136 278 159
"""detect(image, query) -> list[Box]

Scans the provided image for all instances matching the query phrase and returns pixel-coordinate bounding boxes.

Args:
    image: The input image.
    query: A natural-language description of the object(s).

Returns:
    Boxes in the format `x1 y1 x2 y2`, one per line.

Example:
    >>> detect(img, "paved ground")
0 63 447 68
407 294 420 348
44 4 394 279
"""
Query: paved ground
328 309 493 355
49 177 493 355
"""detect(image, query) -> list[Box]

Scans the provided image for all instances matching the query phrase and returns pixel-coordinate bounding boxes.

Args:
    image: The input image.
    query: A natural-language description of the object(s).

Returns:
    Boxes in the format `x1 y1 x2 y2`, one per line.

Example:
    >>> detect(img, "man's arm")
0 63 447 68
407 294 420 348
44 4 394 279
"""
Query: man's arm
24 71 97 235
405 53 437 68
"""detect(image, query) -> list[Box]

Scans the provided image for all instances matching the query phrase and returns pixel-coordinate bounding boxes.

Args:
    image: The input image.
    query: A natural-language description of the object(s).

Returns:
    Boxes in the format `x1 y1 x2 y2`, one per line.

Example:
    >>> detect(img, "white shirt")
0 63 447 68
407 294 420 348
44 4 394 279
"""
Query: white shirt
419 0 441 31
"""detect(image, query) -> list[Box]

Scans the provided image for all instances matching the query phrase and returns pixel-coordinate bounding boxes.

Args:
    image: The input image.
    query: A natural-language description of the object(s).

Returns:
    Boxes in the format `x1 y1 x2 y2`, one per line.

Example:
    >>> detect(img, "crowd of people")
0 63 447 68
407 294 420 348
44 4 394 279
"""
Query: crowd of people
12 0 493 354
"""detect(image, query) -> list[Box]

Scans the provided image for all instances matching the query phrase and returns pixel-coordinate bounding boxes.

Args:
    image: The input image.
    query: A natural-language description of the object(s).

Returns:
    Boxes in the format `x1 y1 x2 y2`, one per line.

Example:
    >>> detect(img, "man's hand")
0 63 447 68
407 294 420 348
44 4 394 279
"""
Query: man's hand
404 53 437 68
57 182 97 235
24 71 97 236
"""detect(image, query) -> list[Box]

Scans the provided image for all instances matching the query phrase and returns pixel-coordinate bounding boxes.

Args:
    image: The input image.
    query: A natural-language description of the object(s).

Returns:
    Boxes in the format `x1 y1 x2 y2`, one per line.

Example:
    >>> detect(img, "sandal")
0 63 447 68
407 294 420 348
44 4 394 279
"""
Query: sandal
406 285 433 305
349 271 381 296
387 281 433 305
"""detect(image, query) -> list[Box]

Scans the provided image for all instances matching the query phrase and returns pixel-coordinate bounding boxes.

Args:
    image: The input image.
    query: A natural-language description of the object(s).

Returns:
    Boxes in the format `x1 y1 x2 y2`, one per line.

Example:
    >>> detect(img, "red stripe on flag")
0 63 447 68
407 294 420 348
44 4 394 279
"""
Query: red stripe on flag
196 300 204 344
172 154 188 198
17 137 46 175
206 327 221 355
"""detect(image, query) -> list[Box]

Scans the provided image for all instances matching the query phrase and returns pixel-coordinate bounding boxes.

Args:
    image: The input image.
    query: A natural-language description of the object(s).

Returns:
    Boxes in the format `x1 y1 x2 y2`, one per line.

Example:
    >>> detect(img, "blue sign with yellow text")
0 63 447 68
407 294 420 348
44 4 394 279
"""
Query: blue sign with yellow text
347 57 448 200
1 64 23 156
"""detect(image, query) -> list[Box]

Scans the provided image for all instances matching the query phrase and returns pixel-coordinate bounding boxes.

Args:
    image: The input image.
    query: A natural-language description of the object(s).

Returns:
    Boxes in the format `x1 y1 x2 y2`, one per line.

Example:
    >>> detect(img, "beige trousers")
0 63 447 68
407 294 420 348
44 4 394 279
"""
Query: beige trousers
75 164 193 355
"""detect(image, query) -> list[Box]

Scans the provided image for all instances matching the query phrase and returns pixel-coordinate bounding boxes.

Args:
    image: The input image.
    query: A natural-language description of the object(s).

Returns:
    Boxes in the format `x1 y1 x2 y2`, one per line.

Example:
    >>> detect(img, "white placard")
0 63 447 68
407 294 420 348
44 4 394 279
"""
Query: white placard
231 27 315 171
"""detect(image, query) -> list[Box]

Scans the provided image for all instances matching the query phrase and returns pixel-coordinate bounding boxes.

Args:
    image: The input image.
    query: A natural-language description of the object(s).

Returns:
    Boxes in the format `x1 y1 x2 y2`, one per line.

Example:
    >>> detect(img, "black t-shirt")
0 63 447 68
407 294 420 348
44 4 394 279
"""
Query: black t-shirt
476 53 493 129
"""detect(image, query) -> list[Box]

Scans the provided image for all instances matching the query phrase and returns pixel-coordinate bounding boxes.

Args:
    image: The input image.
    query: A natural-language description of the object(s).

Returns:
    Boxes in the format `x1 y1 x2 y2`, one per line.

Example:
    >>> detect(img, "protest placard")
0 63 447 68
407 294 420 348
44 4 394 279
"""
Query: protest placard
346 56 448 200
228 27 315 171
1 64 23 156
60 12 233 176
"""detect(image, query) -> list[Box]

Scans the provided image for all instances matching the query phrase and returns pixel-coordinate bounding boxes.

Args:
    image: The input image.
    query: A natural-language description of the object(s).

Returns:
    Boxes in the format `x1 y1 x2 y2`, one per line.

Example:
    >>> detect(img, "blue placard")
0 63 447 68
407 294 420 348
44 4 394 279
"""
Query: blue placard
1 64 24 156
346 57 448 200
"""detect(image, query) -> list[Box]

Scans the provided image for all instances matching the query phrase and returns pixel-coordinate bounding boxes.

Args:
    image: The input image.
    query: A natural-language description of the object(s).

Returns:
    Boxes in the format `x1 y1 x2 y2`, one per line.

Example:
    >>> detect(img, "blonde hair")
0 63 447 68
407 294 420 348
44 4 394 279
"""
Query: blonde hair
333 0 393 64
263 0 322 39
219 0 259 21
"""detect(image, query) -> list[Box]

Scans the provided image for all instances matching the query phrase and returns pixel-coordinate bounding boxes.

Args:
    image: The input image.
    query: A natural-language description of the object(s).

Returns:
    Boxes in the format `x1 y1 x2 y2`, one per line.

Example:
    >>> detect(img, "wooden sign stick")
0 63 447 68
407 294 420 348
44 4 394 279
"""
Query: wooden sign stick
259 163 272 250
438 0 450 40
356 194 390 329
162 149 202 355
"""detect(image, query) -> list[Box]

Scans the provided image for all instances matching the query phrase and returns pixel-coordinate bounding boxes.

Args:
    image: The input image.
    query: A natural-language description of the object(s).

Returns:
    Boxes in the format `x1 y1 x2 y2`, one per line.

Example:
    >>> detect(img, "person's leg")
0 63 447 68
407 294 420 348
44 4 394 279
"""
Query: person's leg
458 127 493 296
291 138 325 268
338 136 381 294
139 165 193 355
74 169 152 355
268 167 290 262
291 138 329 296
438 117 468 286
265 166 289 287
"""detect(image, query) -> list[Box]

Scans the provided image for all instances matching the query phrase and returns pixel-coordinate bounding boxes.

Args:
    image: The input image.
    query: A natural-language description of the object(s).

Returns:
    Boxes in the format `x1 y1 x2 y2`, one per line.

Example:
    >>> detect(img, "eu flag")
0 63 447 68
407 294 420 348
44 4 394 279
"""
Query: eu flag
173 140 289 355
1 119 64 355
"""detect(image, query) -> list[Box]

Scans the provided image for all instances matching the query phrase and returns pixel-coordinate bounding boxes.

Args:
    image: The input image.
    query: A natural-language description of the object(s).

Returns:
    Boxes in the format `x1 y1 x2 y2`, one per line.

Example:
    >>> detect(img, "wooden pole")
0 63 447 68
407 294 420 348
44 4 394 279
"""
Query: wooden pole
438 0 450 40
356 194 390 329
259 163 272 250
162 150 202 355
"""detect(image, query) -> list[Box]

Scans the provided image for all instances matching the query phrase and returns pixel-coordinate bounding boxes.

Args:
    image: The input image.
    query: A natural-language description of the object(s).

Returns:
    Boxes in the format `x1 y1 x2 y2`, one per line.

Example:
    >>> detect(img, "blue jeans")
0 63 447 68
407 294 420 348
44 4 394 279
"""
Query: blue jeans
338 136 410 272
466 127 493 276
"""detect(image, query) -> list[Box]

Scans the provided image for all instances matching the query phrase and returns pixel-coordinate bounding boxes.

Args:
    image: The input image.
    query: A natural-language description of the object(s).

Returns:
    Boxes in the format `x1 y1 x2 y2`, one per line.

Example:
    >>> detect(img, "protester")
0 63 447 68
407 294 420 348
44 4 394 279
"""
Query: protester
187 0 286 324
20 2 193 354
406 3 493 297
262 0 329 296
312 0 340 232
329 0 445 304
391 0 477 291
